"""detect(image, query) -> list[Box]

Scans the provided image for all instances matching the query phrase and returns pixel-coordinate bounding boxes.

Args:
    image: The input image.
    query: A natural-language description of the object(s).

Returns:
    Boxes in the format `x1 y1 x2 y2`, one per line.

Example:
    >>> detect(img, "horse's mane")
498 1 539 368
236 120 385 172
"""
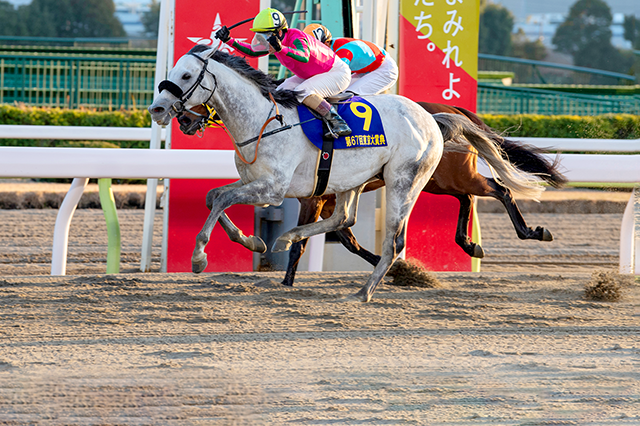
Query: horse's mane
188 45 300 109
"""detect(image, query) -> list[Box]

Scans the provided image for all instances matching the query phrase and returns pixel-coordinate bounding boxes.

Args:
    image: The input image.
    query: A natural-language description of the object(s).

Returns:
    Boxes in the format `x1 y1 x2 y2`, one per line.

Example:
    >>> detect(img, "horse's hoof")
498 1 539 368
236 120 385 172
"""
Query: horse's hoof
191 253 208 274
272 238 292 253
338 294 364 303
542 229 554 242
352 289 372 303
249 236 267 253
473 244 485 258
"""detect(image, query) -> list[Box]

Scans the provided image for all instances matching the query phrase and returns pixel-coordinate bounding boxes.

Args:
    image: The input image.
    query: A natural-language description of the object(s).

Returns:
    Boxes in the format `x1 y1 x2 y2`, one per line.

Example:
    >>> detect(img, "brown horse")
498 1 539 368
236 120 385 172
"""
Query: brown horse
178 102 565 286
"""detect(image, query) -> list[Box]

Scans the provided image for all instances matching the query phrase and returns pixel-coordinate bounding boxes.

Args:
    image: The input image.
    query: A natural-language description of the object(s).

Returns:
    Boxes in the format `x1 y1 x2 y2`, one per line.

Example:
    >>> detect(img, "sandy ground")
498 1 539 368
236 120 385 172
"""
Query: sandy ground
0 186 638 425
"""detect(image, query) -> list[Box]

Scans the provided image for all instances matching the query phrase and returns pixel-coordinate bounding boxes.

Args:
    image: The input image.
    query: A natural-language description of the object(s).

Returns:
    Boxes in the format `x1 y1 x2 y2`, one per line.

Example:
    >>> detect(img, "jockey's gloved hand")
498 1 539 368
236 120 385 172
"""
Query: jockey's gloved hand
216 26 231 43
268 34 282 52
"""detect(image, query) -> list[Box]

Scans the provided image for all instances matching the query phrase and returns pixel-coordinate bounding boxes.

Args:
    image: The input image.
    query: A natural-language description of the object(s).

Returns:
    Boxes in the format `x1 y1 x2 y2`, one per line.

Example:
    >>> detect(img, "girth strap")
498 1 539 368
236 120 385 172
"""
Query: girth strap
312 136 335 197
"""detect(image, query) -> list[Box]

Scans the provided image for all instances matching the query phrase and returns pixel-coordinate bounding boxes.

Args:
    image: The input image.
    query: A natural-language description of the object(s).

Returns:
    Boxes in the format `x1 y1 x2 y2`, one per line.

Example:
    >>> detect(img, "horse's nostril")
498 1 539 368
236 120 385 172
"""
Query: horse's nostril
152 107 165 114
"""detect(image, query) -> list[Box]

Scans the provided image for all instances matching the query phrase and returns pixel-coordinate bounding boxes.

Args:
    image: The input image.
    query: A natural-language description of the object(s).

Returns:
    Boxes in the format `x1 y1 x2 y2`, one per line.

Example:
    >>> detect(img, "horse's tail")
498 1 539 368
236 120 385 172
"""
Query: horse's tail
496 138 567 188
433 113 545 201
446 106 567 189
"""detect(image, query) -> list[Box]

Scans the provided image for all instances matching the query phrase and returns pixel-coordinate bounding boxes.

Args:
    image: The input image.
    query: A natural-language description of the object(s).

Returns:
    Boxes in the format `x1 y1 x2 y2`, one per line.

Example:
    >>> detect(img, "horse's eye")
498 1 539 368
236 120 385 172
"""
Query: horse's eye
181 73 191 80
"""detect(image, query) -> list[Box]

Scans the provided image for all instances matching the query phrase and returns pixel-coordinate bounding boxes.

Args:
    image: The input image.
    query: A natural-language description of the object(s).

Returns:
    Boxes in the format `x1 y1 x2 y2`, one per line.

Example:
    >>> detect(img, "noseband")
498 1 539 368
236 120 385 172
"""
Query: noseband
157 52 218 116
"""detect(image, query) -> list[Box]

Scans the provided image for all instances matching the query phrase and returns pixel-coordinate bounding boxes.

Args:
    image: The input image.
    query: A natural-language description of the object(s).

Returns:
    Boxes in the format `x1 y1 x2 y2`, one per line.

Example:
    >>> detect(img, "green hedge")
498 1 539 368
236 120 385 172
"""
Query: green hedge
479 113 640 139
2 106 639 148
0 105 152 148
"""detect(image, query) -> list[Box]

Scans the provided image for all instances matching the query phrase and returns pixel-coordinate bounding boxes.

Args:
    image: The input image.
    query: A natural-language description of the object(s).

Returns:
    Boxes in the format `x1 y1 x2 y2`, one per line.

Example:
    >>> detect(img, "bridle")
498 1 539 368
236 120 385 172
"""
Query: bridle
158 50 317 165
176 104 217 137
157 52 218 120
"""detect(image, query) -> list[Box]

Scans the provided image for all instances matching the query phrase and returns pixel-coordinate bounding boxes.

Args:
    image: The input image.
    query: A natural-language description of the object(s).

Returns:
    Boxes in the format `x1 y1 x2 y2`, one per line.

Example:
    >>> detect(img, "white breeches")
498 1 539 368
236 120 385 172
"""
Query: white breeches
347 56 399 96
277 59 351 102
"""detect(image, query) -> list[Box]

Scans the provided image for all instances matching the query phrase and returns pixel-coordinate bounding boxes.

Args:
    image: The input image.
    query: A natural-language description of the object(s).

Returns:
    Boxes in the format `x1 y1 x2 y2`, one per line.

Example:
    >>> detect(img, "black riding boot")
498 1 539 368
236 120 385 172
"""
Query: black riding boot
323 106 352 139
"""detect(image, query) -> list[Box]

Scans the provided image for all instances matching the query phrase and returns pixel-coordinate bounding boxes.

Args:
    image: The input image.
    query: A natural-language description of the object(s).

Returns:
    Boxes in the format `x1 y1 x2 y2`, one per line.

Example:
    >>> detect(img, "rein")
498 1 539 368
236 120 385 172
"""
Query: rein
159 52 317 165
214 92 316 165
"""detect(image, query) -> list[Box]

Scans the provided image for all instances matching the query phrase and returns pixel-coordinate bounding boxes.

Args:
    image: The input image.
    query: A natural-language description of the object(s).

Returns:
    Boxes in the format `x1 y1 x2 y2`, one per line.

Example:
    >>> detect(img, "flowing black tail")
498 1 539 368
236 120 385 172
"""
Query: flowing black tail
452 106 567 189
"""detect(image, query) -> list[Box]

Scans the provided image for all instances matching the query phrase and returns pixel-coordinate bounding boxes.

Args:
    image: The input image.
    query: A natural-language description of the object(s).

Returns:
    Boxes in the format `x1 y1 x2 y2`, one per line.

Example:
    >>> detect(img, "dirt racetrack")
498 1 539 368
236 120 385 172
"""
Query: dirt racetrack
0 185 639 425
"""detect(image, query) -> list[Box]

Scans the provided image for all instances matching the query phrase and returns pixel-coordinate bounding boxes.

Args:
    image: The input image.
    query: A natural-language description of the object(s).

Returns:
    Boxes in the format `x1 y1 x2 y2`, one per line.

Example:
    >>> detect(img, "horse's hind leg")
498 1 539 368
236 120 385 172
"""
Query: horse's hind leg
283 195 382 286
488 178 553 241
282 197 327 287
273 185 366 253
353 212 409 302
334 228 381 266
453 194 485 258
354 155 439 302
205 182 267 253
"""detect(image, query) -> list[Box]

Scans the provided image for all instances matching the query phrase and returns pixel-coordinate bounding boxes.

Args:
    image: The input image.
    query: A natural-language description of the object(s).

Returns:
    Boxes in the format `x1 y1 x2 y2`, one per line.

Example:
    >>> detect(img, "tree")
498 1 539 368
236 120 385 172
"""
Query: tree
18 0 125 38
623 15 640 50
0 1 20 36
511 29 547 61
141 0 160 37
552 0 627 71
479 3 514 56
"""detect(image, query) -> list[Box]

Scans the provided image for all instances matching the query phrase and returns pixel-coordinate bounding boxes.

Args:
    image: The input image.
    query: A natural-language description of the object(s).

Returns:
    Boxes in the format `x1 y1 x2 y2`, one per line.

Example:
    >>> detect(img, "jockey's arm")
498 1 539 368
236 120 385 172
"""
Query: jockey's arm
229 38 269 57
334 48 353 68
280 38 311 63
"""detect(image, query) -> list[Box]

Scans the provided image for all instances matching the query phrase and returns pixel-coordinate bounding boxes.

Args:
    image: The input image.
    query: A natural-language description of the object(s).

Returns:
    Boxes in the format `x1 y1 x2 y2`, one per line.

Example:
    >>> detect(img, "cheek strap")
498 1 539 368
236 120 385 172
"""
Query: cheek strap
158 80 184 99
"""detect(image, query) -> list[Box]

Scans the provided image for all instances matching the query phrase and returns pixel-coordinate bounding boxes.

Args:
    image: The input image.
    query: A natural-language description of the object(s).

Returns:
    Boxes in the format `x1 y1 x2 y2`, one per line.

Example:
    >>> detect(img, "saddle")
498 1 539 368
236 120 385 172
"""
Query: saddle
301 92 390 197
326 92 355 104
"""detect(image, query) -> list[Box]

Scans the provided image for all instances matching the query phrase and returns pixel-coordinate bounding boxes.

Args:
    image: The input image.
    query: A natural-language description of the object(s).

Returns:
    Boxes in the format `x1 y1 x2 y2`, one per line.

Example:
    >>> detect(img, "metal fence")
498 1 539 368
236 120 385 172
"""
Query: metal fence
478 53 636 86
1 52 639 115
477 83 640 115
0 54 156 109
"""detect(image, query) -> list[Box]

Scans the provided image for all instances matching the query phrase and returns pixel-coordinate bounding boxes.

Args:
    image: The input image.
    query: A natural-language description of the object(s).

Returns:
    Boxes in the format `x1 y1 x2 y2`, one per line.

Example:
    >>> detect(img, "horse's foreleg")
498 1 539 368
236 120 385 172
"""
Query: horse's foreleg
219 214 267 253
205 181 267 253
282 197 327 287
273 186 366 253
192 180 286 273
453 194 485 258
488 178 553 242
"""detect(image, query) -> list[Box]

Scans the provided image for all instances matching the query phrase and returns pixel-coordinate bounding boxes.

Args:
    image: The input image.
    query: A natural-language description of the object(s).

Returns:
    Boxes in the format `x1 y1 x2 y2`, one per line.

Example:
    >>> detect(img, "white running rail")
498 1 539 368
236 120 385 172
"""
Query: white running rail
0 144 239 275
1 129 638 275
479 139 640 274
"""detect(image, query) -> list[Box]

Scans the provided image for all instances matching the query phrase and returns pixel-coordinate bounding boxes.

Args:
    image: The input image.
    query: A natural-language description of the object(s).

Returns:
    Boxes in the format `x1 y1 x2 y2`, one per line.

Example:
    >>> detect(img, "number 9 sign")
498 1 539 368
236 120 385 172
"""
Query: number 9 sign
271 12 281 27
350 102 372 131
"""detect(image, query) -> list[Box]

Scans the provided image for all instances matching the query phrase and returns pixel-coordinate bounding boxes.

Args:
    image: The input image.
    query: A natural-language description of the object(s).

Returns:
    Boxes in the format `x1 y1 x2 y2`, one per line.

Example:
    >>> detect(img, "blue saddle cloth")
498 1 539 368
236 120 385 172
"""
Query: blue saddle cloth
297 96 388 150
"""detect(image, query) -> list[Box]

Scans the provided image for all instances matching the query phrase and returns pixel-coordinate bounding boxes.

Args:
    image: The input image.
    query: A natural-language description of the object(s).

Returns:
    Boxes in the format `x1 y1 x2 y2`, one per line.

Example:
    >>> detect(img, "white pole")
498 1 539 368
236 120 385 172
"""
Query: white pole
160 0 176 273
51 178 88 275
142 0 174 272
634 188 640 275
386 0 399 95
306 233 326 271
631 187 640 275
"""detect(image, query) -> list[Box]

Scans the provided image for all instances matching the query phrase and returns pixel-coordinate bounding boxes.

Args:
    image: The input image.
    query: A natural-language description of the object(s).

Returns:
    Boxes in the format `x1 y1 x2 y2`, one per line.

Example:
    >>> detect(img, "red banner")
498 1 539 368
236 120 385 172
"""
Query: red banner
398 0 480 271
166 0 262 272
398 0 478 109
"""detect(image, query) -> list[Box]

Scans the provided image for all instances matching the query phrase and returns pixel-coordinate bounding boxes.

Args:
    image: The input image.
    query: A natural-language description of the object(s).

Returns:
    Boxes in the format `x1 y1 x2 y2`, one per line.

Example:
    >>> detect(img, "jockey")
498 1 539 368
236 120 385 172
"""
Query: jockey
303 24 398 96
216 8 352 138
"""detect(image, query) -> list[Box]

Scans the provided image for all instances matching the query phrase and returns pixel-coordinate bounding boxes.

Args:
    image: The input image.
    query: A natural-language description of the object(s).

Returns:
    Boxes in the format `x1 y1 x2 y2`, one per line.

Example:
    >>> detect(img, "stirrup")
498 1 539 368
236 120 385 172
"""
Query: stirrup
326 92 355 104
323 118 351 139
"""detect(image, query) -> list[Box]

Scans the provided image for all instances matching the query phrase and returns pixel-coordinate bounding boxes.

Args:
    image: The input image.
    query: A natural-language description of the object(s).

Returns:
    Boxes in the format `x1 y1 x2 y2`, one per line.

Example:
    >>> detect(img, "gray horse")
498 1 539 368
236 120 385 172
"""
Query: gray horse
148 45 542 302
